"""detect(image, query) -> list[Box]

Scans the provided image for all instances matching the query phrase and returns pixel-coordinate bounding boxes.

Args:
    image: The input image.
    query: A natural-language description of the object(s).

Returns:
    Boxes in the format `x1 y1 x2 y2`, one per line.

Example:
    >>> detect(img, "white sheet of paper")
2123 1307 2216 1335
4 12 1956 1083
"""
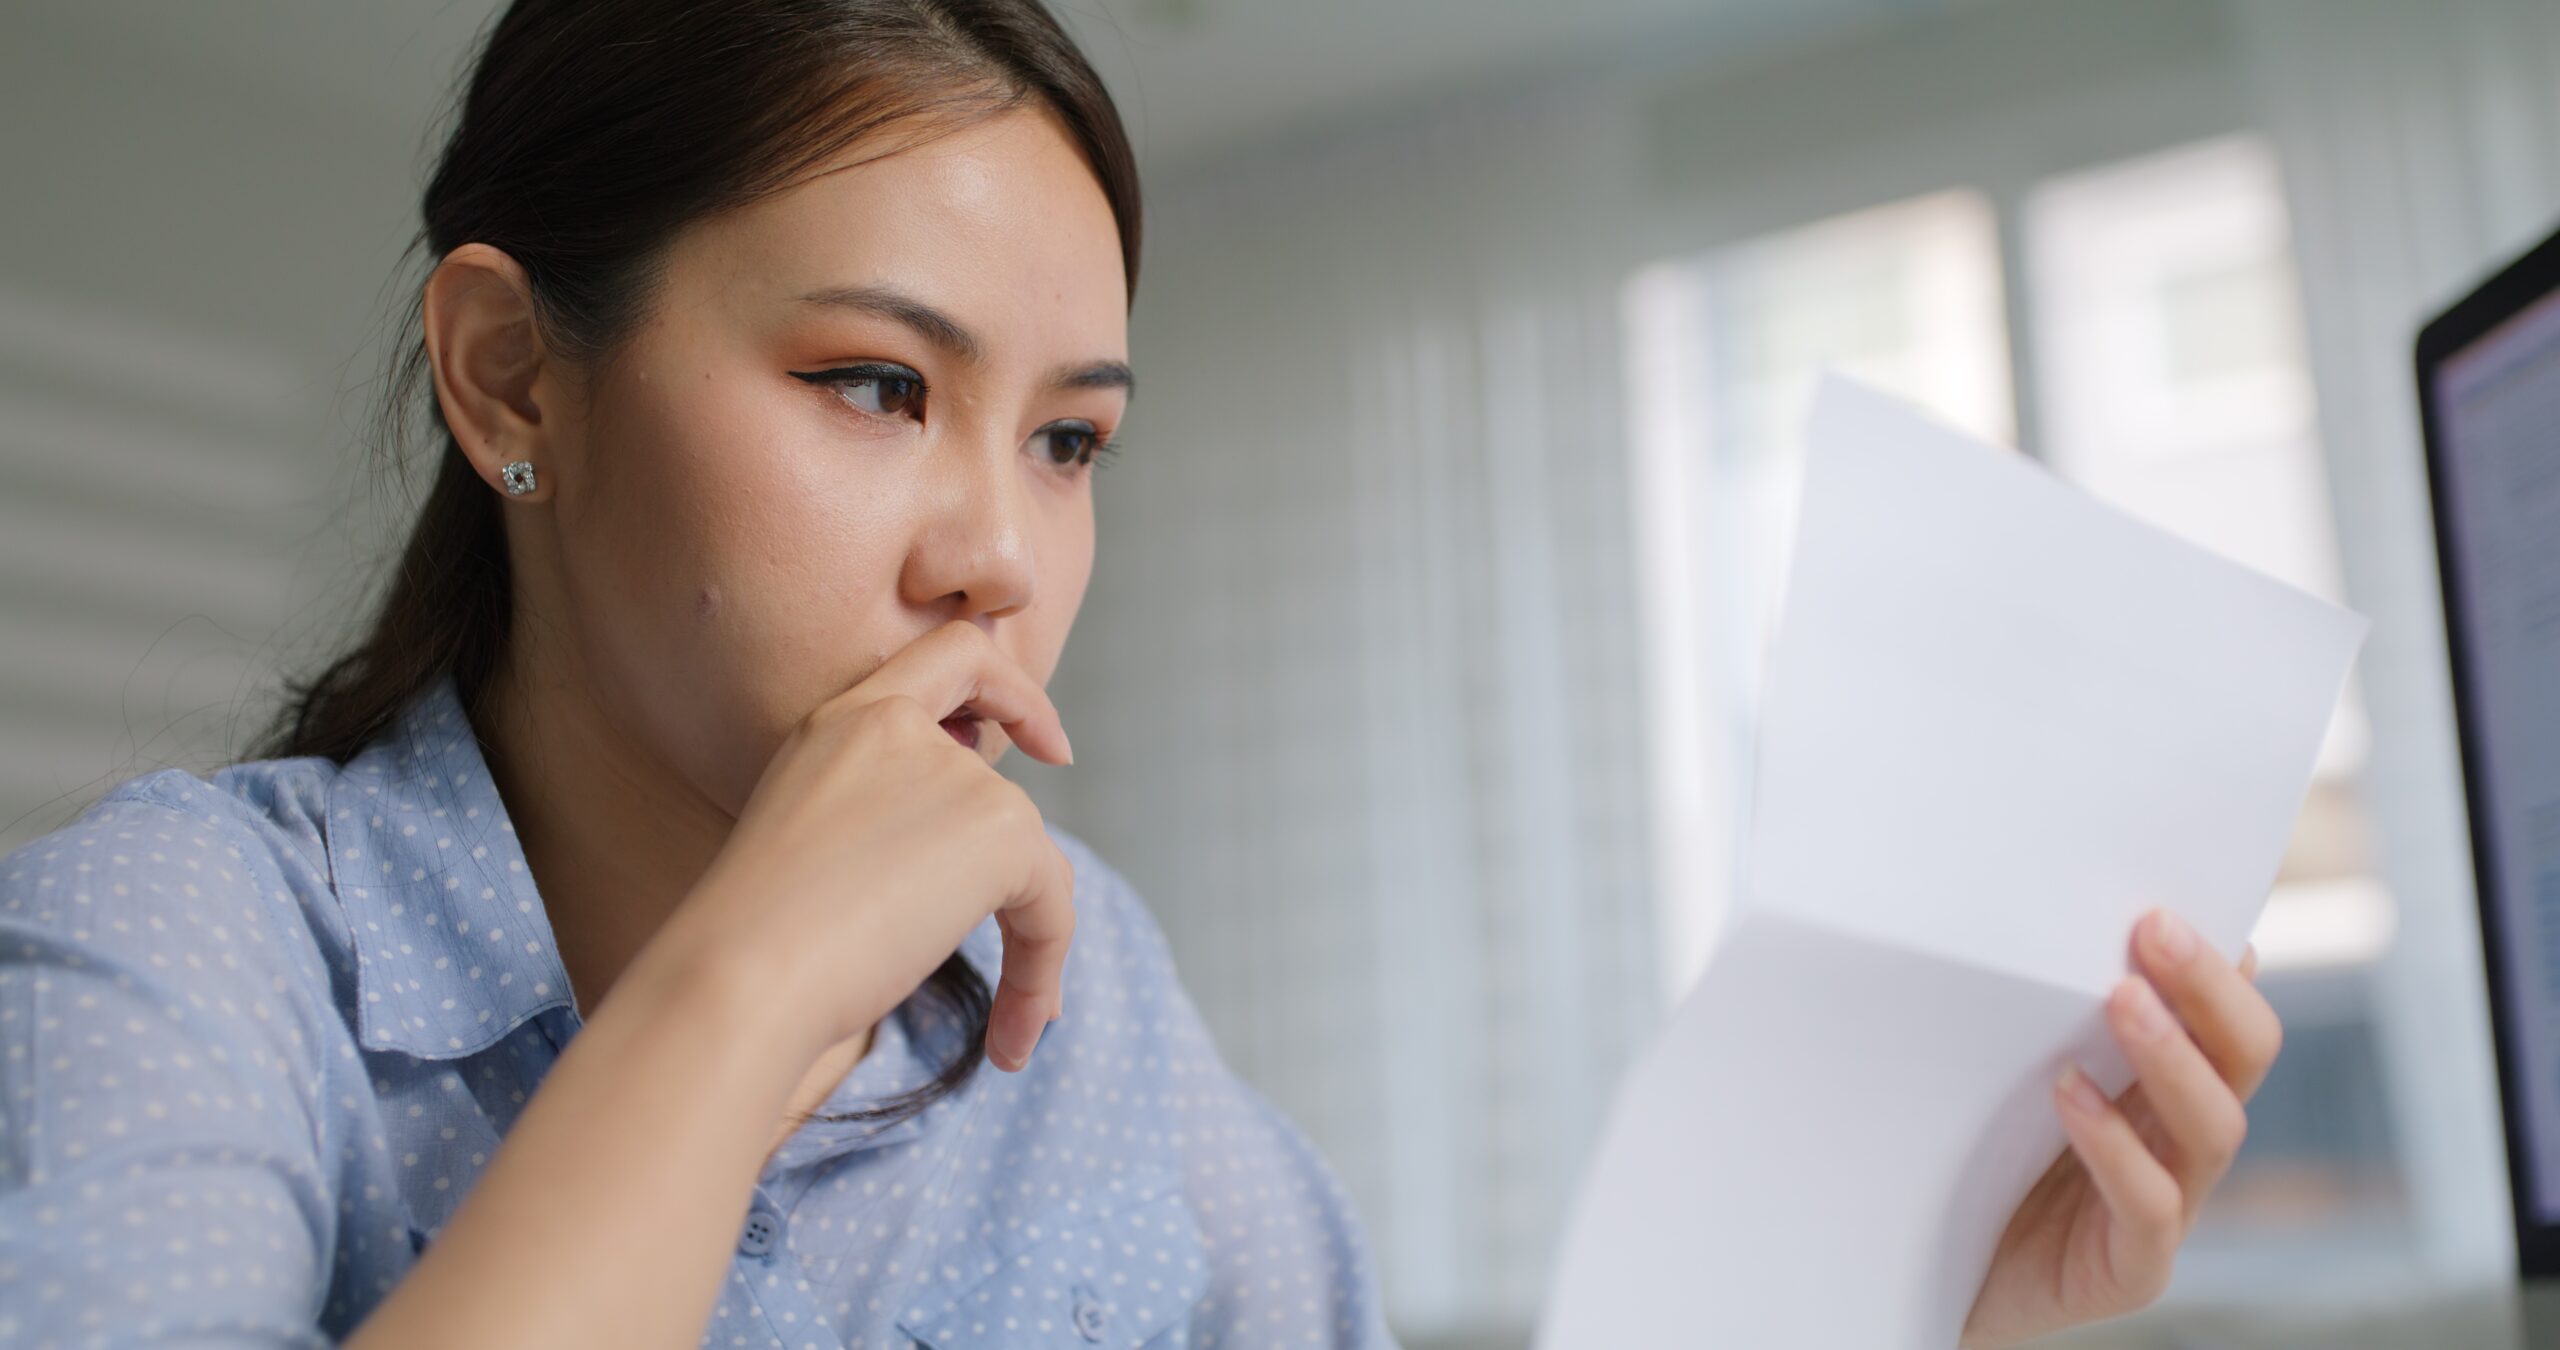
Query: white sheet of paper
1535 374 2369 1350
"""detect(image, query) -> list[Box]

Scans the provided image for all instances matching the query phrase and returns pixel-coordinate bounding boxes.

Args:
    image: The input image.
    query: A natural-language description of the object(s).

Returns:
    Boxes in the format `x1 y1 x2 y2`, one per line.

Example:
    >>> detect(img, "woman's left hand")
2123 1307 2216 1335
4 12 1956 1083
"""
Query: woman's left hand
1959 907 2282 1349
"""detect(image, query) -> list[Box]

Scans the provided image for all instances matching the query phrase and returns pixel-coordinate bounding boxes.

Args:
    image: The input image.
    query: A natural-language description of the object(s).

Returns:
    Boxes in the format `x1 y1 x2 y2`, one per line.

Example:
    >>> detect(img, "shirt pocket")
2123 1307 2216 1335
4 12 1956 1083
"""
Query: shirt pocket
898 1169 1211 1350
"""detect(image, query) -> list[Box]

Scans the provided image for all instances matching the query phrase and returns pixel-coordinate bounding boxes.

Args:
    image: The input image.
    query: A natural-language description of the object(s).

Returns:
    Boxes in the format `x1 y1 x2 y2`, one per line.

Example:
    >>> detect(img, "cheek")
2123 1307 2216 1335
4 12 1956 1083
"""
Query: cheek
567 360 916 807
1029 498 1097 675
573 374 771 618
587 360 907 612
1055 512 1095 618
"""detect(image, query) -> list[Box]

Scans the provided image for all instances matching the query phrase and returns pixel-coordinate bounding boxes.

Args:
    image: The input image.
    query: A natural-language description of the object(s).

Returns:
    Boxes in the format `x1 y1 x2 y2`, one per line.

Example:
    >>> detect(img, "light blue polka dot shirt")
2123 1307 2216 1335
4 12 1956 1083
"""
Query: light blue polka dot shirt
0 673 1398 1348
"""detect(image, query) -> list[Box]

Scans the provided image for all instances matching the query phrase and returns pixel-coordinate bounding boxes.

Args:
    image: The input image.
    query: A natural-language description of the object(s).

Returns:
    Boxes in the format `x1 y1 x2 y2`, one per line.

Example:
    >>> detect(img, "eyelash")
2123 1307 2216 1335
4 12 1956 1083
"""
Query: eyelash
792 363 1122 471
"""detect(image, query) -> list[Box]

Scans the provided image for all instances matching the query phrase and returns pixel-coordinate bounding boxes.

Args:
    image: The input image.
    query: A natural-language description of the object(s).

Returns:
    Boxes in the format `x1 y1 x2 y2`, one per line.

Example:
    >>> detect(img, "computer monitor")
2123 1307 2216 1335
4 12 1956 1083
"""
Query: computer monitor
2419 219 2560 1276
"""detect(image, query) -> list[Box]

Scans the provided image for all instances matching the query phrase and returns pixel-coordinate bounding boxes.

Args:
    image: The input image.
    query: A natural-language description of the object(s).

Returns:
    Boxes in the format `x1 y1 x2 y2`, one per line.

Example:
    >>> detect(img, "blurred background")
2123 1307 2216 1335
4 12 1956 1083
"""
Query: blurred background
3 0 2556 1345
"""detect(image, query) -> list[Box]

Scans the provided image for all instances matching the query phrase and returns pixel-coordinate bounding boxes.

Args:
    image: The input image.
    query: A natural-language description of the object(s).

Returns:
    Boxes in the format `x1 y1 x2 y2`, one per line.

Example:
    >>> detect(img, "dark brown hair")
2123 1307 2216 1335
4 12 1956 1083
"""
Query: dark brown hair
250 0 1140 1126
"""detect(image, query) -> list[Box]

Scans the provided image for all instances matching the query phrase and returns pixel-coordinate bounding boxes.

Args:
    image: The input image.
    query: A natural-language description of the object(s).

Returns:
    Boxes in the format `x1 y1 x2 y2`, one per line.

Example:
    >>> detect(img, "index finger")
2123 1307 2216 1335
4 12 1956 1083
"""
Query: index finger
986 840 1077 1070
828 619 1073 766
2133 908 2283 1099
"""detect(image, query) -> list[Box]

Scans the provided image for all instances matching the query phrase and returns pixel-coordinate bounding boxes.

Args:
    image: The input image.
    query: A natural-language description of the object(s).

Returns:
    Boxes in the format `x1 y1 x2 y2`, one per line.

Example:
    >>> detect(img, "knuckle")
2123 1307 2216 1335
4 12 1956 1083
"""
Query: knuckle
980 776 1043 829
1031 901 1077 954
2130 1176 2184 1239
2247 1006 2285 1069
996 960 1054 999
2209 1094 2250 1163
1044 865 1080 924
864 692 925 727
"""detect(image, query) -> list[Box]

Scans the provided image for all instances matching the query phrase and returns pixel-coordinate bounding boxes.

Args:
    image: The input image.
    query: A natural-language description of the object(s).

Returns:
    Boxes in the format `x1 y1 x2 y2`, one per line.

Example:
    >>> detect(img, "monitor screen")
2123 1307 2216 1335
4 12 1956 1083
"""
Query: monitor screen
2433 277 2560 1226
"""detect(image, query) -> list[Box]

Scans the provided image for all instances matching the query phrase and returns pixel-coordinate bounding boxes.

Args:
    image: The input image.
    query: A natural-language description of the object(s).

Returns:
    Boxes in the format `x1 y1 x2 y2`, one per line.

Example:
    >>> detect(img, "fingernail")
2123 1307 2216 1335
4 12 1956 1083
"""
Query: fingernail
2057 1064 2107 1116
2149 910 2200 965
2116 976 2174 1040
1061 729 1075 766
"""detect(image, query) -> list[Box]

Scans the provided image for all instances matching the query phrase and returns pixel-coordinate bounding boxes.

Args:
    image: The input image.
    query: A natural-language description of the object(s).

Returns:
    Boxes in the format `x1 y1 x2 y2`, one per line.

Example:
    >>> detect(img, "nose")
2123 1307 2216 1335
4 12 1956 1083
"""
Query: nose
900 439 1038 624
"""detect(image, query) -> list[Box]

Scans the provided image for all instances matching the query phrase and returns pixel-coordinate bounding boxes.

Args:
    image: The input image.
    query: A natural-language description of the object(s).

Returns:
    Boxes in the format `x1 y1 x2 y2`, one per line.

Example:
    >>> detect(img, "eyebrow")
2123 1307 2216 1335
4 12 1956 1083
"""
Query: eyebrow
1056 359 1135 396
795 282 1134 397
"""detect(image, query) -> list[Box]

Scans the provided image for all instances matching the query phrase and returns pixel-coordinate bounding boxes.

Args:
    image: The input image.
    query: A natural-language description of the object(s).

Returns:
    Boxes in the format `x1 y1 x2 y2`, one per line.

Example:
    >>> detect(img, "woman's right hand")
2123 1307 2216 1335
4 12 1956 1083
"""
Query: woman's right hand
645 618 1080 1076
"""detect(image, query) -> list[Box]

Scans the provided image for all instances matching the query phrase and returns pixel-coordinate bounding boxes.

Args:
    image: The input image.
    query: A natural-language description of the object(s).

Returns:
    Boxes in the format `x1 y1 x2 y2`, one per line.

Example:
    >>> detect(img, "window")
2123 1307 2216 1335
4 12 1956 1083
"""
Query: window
2022 133 2406 1283
1625 134 2418 1308
1624 188 2013 996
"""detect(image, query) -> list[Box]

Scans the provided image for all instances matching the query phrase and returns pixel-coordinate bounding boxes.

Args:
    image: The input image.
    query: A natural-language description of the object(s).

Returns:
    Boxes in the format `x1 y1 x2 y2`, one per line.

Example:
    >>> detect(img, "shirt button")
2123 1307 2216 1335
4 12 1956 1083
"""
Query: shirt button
737 1207 782 1260
1072 1289 1110 1341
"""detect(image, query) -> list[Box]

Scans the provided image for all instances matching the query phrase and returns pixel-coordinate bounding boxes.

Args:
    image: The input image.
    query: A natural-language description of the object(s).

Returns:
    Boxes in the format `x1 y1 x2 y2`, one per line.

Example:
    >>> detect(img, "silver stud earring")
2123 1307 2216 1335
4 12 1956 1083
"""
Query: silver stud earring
500 460 537 496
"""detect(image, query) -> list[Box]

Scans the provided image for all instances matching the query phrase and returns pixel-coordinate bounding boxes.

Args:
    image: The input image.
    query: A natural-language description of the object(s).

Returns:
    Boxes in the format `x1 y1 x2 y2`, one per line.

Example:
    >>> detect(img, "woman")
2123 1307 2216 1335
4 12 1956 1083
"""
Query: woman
0 2 2280 1346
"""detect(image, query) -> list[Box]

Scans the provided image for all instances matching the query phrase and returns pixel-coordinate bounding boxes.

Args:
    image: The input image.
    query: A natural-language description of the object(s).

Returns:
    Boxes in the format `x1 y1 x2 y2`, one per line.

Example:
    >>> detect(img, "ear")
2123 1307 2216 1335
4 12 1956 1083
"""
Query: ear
422 242 557 503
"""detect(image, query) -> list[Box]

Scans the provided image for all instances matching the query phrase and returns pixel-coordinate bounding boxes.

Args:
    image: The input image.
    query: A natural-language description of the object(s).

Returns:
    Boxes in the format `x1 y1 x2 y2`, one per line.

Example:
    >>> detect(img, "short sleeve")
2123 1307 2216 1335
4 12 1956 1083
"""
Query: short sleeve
1177 1073 1399 1349
1046 827 1400 1349
0 778 346 1346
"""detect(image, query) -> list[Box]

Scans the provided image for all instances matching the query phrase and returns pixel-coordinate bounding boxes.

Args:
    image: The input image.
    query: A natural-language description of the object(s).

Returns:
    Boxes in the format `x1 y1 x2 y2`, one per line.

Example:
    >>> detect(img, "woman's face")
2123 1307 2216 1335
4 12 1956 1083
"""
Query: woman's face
503 104 1127 813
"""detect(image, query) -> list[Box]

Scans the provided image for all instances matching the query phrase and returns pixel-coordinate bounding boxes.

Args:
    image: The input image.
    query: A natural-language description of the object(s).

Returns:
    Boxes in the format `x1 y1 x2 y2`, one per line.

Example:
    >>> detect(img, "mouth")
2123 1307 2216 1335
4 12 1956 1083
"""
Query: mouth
940 707 981 750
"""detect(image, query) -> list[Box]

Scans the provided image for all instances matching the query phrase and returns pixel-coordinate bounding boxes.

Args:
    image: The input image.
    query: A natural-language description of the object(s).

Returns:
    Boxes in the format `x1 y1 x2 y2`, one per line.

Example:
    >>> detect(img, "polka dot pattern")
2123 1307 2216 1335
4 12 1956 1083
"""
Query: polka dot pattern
0 673 1398 1347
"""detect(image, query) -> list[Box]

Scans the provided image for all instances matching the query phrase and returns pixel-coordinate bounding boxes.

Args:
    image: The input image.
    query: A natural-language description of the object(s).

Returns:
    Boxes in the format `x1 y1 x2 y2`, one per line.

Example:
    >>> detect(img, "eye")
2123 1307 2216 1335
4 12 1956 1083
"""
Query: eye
792 363 927 421
1028 420 1120 470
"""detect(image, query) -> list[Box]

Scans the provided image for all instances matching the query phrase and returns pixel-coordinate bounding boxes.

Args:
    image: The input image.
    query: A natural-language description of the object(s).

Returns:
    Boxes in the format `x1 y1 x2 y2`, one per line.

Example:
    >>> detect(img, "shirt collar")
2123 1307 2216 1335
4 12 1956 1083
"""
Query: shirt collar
318 669 1016 1158
324 671 577 1059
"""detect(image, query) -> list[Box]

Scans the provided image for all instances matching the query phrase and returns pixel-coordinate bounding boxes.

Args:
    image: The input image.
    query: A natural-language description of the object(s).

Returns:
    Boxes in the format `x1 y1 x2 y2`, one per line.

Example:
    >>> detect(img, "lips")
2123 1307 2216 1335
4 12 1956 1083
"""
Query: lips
940 707 981 750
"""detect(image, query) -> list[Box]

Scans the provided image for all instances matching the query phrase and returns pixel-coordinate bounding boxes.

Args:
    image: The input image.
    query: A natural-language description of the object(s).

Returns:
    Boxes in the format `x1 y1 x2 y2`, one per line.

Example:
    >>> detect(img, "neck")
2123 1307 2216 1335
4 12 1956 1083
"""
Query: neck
470 617 878 1161
472 633 731 1024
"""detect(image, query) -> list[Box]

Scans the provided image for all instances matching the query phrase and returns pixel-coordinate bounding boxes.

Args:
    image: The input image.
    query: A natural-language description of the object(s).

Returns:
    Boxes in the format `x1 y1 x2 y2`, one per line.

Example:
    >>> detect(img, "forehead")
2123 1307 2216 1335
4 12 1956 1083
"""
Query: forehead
666 105 1128 355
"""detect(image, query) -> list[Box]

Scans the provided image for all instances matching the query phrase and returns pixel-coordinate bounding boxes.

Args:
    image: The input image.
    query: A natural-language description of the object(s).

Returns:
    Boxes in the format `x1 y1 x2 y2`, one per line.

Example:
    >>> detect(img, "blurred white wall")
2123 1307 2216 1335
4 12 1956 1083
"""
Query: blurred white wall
0 5 469 840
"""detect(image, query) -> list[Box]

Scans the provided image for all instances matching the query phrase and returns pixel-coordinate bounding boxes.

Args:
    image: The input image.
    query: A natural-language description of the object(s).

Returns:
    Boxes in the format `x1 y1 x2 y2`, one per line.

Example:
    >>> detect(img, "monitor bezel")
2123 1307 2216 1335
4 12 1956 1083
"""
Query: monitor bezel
2415 218 2560 1277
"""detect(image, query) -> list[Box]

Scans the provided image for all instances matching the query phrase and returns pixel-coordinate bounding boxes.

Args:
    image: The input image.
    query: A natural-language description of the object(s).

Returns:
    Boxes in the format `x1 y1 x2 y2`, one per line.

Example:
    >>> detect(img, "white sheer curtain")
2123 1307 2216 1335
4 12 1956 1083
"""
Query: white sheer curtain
2237 0 2560 1285
1343 296 1660 1326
